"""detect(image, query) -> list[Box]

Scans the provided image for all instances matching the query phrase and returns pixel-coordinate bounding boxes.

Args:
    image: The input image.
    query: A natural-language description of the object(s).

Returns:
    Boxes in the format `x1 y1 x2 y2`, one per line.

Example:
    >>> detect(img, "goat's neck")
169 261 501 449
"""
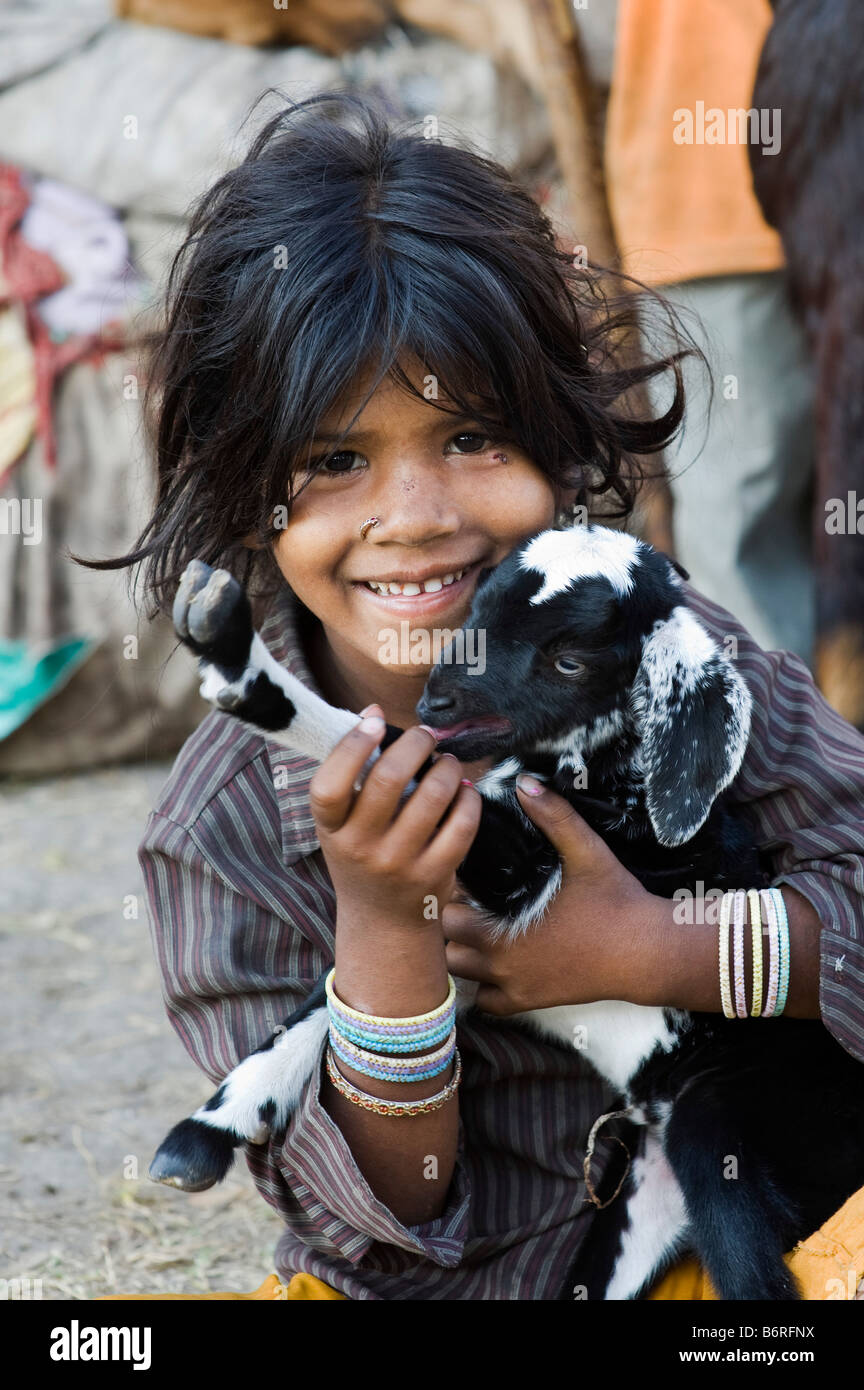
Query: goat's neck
532 706 637 782
528 709 647 832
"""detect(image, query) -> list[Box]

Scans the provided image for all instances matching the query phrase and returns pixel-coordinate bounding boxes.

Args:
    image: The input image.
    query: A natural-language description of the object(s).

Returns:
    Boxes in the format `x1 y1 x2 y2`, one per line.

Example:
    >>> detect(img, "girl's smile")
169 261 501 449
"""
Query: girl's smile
350 557 487 615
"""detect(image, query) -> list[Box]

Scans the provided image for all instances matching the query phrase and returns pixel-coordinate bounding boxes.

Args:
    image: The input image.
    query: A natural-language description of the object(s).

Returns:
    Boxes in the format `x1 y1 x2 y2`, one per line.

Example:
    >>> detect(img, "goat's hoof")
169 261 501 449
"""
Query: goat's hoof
173 561 253 673
148 1118 238 1193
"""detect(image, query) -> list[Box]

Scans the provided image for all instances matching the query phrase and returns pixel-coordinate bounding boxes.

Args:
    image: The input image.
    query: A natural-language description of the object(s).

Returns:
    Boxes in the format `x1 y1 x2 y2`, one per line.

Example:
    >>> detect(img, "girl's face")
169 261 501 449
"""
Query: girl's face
268 359 576 724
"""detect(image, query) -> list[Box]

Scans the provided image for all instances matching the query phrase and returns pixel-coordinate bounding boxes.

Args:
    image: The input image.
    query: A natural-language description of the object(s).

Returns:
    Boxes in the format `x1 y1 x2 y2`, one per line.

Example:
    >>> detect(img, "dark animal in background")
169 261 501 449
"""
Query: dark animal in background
149 526 864 1299
750 0 864 727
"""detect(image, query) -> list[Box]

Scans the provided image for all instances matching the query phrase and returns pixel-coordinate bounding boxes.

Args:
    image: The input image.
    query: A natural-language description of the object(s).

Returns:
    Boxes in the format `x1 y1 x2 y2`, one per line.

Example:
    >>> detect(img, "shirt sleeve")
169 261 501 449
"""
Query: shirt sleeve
686 586 864 1063
138 808 472 1266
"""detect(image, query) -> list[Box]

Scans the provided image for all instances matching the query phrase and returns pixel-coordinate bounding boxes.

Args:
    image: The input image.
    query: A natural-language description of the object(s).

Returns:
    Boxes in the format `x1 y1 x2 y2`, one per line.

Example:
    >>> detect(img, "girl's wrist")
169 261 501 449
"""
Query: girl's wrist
634 893 719 1011
334 909 450 1020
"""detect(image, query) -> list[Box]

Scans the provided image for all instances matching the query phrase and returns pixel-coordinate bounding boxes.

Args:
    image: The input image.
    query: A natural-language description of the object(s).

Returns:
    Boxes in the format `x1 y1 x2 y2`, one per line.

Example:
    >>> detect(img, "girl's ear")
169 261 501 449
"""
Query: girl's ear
629 608 752 847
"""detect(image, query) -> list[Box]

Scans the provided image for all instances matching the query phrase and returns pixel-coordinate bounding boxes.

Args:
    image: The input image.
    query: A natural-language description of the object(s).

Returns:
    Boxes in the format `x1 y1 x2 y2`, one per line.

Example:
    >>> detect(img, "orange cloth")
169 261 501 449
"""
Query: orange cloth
97 1273 346 1301
649 1180 864 1300
605 0 784 285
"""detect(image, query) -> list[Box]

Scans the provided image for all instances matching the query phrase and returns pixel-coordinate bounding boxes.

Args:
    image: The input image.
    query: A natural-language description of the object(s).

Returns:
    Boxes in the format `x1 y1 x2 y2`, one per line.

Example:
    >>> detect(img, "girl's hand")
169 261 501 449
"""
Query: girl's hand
309 703 482 931
443 776 660 1013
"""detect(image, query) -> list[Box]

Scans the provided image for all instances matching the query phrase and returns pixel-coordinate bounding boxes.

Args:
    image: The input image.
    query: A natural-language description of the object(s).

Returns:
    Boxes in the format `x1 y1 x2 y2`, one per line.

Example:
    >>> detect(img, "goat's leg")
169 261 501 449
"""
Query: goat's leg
150 978 329 1191
150 975 479 1192
173 560 375 760
663 1084 801 1300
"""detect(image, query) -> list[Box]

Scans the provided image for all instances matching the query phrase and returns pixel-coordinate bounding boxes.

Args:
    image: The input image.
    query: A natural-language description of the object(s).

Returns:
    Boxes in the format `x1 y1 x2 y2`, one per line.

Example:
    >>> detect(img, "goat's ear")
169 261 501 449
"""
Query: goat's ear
658 552 690 582
630 608 751 847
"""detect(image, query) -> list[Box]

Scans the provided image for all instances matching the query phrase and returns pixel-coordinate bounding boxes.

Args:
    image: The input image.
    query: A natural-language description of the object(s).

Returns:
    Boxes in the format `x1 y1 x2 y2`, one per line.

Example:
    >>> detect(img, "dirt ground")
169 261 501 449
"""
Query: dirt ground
0 760 285 1300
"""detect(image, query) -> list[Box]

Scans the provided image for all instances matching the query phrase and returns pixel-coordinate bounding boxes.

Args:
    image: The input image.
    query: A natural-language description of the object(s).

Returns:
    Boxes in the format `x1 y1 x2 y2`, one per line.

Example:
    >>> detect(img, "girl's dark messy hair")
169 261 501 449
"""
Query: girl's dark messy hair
73 88 699 622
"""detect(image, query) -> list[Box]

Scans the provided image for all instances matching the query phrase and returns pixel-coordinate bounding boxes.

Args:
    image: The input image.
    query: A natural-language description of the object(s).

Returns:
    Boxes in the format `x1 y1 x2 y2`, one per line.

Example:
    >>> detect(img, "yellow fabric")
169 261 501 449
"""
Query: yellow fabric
96 1272 346 1301
649 1180 864 1300
605 0 785 285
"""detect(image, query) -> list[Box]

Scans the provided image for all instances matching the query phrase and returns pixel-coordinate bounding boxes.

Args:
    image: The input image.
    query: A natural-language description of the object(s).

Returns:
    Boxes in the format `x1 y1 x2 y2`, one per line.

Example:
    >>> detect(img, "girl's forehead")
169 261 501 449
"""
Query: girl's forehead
315 357 486 436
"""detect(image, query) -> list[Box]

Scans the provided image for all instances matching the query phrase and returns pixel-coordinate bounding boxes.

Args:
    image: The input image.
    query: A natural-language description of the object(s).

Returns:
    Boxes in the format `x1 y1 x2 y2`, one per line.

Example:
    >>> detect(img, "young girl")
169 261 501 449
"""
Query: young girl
87 90 864 1301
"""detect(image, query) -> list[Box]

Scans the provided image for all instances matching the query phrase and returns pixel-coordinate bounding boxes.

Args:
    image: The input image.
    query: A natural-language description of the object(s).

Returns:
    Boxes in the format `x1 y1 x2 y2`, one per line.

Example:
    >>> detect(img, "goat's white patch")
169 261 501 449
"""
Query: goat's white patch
519 526 640 606
475 756 523 801
535 709 625 776
492 859 563 939
192 1007 329 1140
517 1001 678 1095
639 607 717 698
605 1123 690 1300
201 633 379 770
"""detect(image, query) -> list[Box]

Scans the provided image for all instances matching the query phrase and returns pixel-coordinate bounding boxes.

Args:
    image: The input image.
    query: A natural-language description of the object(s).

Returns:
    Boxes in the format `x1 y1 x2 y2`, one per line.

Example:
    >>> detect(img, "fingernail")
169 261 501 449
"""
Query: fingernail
418 724 439 739
359 715 385 734
516 773 543 796
359 703 381 717
461 778 474 787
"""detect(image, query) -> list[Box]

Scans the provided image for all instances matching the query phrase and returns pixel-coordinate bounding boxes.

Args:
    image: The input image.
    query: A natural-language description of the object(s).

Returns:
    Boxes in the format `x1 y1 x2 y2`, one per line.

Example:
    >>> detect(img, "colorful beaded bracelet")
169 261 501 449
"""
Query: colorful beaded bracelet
325 1045 462 1116
329 1028 456 1083
328 1014 454 1054
718 890 736 1019
732 888 748 1018
747 887 764 1017
718 887 789 1020
774 887 791 1016
329 1025 456 1073
324 969 456 1028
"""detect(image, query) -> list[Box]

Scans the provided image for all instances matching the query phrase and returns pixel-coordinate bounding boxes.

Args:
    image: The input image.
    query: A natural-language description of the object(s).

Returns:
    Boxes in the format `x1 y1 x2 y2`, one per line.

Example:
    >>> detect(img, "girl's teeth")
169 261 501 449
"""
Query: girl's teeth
365 567 466 596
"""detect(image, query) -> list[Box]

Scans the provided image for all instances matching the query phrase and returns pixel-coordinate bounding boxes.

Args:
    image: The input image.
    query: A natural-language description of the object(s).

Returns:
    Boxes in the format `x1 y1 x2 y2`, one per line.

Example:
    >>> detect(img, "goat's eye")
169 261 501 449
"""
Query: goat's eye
554 655 585 676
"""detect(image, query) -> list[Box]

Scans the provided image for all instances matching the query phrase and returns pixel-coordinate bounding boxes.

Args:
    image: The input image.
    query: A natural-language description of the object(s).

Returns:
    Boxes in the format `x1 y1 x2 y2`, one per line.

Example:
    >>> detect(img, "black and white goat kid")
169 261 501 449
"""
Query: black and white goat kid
150 525 864 1300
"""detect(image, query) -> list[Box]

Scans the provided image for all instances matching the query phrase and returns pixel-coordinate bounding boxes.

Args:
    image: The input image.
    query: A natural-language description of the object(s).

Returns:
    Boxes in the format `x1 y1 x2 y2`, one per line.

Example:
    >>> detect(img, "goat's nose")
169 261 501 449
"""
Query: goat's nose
420 691 457 712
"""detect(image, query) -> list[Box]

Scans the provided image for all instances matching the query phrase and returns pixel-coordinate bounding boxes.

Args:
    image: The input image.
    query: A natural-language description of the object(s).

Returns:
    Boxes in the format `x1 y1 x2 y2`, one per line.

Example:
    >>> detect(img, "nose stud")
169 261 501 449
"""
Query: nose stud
359 517 380 541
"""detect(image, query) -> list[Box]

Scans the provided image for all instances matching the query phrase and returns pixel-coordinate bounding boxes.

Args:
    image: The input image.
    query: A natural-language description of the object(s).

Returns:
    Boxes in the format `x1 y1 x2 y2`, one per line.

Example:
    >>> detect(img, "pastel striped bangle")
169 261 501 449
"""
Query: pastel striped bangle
329 1036 454 1084
732 889 748 1018
718 890 736 1019
747 888 764 1017
774 888 791 1016
325 969 456 1027
329 1015 454 1053
760 887 781 1017
328 1027 456 1081
327 1008 454 1043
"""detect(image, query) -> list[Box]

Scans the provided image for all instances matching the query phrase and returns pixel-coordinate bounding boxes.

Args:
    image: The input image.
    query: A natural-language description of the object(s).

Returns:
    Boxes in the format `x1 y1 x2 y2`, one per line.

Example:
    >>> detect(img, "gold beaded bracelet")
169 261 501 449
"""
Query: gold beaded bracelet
325 1045 462 1116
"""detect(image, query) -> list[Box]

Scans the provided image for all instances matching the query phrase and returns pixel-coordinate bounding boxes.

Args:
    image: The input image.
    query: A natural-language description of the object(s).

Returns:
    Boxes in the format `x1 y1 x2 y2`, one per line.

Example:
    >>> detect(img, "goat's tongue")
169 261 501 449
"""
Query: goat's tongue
428 715 510 740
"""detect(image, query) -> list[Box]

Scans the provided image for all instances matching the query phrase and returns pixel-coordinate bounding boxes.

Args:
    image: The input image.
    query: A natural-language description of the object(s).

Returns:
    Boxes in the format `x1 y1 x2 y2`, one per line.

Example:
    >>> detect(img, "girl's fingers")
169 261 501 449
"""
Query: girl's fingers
440 900 493 943
309 715 387 831
348 725 440 835
444 940 496 985
472 984 510 1016
415 780 483 878
380 753 469 856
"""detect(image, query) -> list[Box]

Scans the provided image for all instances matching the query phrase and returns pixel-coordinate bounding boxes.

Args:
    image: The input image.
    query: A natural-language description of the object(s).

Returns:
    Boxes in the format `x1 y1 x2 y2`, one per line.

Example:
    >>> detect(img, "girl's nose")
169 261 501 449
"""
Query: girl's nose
359 491 462 546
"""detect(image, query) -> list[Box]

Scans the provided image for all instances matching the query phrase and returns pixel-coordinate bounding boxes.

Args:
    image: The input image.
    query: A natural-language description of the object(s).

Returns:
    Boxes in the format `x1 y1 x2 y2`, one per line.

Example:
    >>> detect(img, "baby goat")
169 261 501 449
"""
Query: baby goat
149 525 864 1300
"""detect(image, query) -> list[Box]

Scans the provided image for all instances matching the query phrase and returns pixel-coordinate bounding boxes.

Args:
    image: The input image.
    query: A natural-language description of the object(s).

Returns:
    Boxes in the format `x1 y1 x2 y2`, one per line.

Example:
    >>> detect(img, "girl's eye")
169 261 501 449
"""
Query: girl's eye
316 451 366 478
446 432 492 455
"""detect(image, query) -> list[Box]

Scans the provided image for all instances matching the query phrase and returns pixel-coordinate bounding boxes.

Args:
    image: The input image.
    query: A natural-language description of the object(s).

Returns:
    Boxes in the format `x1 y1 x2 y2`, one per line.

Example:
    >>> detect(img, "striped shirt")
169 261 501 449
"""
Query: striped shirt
139 579 864 1299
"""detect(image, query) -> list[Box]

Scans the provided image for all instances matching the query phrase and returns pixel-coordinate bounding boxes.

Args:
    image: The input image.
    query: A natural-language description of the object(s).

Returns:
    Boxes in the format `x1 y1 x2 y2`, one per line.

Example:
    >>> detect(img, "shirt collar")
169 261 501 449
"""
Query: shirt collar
259 585 324 863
